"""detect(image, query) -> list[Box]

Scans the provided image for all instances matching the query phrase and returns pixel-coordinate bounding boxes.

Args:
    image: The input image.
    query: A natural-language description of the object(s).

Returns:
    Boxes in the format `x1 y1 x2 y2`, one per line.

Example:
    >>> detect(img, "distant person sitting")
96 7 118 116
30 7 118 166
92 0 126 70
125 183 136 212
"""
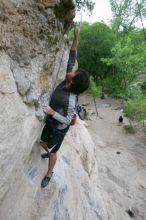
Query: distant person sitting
119 116 123 123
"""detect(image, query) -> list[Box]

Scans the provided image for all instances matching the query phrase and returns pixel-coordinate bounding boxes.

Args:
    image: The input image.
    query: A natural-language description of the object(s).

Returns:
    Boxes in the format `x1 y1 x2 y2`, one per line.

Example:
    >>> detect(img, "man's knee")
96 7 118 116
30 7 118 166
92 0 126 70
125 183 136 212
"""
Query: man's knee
50 153 57 160
40 140 47 148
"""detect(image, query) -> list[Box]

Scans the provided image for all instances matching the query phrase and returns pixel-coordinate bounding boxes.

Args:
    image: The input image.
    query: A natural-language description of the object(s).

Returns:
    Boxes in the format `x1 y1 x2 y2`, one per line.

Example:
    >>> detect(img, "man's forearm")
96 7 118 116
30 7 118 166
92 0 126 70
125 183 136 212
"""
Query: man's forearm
71 27 80 50
66 27 79 73
71 37 78 50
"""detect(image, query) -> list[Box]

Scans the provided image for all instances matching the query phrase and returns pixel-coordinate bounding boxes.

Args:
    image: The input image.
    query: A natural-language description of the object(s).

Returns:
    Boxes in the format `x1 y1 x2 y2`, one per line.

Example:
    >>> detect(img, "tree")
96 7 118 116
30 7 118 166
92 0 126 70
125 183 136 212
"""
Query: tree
76 0 95 13
77 22 116 96
109 0 146 35
124 96 146 121
101 37 146 99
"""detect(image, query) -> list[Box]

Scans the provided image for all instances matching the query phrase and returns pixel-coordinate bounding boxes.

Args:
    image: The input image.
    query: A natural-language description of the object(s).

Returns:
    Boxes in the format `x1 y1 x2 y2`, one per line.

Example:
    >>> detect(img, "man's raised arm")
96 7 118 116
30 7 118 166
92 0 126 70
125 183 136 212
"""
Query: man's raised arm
67 27 80 73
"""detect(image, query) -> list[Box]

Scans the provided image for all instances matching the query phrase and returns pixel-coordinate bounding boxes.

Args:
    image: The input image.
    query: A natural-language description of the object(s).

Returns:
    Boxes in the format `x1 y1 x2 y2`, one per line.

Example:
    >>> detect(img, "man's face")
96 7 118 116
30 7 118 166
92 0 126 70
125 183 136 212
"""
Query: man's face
66 70 77 80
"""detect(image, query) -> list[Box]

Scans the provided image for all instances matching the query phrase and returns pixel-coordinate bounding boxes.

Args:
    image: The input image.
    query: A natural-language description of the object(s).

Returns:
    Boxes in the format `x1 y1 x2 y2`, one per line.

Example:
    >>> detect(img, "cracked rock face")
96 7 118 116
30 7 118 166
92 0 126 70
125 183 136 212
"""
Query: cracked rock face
0 0 75 107
0 1 108 220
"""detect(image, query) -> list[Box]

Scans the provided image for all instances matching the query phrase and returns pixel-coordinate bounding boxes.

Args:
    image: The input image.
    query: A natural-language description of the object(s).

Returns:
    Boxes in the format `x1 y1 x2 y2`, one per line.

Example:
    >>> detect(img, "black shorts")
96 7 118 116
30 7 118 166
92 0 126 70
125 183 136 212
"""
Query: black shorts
40 123 69 153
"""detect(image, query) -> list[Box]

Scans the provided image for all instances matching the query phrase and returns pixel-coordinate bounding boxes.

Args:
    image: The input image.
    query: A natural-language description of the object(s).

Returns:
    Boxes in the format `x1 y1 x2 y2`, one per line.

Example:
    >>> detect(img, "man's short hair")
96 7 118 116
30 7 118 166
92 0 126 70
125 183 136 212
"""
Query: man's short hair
70 69 90 95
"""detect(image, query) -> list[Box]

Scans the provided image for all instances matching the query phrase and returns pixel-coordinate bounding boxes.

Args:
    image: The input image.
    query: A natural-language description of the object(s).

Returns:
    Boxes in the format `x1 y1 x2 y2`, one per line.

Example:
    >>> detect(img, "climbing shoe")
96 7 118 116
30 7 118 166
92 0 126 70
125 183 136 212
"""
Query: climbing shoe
41 153 49 159
41 172 53 188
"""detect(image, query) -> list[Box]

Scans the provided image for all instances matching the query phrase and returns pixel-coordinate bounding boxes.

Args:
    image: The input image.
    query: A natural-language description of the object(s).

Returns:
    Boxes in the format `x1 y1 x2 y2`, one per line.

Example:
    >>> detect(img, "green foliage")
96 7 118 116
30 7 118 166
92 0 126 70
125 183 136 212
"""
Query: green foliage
124 96 146 121
70 1 146 124
141 80 146 94
68 5 146 126
75 0 95 13
87 77 102 97
126 82 142 99
103 76 126 98
104 78 144 99
109 0 146 35
68 29 74 41
123 124 136 134
78 22 116 86
101 37 146 99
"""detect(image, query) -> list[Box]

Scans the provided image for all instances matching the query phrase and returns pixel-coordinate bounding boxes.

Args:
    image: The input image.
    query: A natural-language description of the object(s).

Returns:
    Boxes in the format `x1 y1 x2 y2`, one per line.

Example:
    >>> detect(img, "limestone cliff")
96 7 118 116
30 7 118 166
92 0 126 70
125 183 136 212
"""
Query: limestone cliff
0 1 107 219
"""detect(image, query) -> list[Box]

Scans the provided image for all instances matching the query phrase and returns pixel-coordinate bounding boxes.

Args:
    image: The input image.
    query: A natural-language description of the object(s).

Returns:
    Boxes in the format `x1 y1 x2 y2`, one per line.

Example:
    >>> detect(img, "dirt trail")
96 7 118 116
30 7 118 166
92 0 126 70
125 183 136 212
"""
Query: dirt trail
79 95 146 220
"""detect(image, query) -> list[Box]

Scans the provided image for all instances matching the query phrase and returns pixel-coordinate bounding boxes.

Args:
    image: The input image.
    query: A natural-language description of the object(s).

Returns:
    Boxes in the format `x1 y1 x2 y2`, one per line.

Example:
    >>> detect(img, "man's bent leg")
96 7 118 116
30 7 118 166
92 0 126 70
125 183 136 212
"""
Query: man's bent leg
47 153 57 177
40 140 49 153
41 153 57 188
40 141 50 159
40 124 52 155
41 128 67 187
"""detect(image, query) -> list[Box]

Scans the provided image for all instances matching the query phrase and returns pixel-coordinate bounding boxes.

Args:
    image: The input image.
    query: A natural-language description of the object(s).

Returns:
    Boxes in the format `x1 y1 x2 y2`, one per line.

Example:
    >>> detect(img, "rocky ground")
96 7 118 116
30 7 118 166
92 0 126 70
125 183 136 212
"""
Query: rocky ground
79 95 146 220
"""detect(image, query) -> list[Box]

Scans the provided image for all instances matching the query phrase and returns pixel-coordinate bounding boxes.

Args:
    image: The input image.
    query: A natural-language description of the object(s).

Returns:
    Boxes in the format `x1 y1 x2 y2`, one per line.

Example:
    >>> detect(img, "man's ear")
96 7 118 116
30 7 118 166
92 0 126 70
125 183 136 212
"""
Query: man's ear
71 79 75 85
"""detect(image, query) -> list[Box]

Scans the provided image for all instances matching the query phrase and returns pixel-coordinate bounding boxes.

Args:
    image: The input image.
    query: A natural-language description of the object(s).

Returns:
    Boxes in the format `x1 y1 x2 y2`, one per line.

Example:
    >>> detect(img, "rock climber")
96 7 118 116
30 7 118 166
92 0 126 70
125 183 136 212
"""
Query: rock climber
40 27 90 188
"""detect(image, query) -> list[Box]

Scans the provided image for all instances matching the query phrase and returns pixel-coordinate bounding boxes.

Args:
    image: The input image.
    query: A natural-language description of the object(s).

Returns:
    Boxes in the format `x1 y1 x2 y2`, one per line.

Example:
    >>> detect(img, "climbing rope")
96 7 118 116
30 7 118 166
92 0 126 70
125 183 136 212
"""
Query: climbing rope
51 40 67 93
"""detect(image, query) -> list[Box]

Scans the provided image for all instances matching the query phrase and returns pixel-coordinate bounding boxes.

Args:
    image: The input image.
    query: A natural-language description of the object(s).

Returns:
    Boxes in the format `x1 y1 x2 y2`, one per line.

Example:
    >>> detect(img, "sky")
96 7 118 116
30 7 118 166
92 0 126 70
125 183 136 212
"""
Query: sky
74 0 112 24
74 0 146 27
